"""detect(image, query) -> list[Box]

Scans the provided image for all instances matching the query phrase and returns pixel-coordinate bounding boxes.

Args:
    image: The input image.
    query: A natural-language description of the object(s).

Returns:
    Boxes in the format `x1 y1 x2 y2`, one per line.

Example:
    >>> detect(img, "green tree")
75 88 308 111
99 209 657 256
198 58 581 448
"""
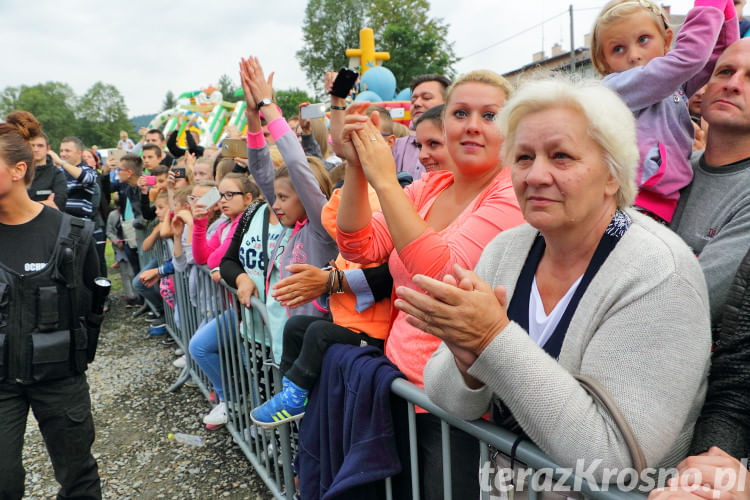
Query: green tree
275 88 314 119
162 90 176 111
367 0 456 88
217 74 243 103
296 0 455 92
76 82 134 148
1 82 77 151
296 0 367 94
378 23 456 89
0 87 20 115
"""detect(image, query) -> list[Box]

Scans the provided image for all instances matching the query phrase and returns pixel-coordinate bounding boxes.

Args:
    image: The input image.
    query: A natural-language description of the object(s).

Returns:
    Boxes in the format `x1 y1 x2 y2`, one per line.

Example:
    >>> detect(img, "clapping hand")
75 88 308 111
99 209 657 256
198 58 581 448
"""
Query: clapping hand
238 56 274 111
395 264 510 377
349 111 398 190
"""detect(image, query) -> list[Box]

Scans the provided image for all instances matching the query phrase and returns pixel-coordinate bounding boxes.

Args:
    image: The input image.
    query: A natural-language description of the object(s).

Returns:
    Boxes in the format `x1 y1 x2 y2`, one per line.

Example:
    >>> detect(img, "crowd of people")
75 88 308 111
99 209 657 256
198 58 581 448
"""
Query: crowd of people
2 0 750 498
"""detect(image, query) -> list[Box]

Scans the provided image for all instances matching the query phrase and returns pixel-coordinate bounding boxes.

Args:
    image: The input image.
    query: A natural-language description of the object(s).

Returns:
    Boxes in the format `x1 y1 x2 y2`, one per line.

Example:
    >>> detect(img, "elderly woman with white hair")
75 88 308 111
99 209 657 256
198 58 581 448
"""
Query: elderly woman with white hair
395 76 712 473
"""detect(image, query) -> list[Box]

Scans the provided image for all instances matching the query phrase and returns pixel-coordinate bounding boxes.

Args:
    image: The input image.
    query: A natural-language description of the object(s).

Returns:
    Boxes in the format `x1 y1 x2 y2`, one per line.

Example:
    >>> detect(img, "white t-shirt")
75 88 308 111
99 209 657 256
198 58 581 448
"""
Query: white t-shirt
528 274 583 349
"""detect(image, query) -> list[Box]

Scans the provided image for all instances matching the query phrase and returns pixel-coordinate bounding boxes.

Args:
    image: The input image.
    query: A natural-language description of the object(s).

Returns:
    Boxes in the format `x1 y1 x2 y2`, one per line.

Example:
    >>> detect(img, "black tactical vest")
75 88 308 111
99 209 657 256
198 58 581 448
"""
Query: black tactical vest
0 215 95 384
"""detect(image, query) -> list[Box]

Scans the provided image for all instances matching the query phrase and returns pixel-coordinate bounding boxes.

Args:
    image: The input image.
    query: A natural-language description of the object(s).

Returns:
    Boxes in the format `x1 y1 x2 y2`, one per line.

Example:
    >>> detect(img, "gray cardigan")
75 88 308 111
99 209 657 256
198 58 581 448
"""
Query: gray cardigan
423 209 712 471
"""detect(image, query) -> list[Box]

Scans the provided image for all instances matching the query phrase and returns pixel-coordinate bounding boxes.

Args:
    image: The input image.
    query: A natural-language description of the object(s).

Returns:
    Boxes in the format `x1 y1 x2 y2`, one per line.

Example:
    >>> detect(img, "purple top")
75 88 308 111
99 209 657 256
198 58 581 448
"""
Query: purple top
247 119 339 319
392 134 425 181
602 3 738 222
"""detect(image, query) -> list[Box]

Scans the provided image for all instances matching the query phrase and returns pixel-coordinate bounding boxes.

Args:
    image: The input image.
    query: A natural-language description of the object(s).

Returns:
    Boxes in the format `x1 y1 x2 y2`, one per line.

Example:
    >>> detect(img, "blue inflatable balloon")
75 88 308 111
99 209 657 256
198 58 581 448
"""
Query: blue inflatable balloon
360 66 397 101
354 90 383 102
395 88 412 101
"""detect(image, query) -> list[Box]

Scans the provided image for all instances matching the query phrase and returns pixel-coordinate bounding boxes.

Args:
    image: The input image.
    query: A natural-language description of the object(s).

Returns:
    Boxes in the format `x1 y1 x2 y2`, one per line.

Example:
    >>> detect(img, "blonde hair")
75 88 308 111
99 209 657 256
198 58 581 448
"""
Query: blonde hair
274 156 333 200
310 119 330 158
268 145 284 168
444 70 514 109
215 158 235 183
174 185 193 207
497 76 638 209
590 0 671 75
392 122 411 138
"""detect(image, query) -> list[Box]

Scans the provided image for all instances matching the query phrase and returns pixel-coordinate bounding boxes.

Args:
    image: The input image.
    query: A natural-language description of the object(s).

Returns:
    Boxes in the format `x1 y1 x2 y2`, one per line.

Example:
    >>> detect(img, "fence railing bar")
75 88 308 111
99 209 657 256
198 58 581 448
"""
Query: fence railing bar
441 419 452 500
151 241 645 500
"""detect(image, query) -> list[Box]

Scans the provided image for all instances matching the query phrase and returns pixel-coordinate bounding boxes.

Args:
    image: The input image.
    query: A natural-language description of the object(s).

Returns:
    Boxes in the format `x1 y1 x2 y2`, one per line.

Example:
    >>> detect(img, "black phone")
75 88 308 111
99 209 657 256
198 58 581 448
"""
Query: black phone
172 167 186 179
330 67 359 99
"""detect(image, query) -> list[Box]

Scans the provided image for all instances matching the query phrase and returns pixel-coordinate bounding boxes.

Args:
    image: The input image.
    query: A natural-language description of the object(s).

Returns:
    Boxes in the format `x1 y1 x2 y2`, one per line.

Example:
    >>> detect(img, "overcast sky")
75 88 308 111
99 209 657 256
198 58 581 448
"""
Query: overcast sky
1 0 699 116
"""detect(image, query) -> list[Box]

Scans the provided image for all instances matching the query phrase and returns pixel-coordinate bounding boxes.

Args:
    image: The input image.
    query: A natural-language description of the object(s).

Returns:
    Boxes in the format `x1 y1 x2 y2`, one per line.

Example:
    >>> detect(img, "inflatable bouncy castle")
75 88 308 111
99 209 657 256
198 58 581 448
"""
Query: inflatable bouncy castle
150 28 415 145
346 28 413 125
147 85 247 148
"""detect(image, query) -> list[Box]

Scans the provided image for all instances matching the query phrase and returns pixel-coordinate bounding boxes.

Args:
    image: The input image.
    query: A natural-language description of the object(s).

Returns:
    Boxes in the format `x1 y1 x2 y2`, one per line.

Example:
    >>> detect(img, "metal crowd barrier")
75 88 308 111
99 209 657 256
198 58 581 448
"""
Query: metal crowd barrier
149 239 646 500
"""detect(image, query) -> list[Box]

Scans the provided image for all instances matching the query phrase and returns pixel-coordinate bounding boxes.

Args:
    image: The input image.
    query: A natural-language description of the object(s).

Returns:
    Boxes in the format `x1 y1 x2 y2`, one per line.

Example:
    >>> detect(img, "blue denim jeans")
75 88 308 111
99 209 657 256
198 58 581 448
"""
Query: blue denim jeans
188 310 236 401
132 259 163 316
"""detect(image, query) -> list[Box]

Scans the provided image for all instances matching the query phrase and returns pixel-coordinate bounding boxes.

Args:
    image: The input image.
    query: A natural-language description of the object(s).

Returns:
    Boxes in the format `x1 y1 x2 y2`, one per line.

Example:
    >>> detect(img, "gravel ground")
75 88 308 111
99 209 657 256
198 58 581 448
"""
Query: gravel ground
21 291 272 499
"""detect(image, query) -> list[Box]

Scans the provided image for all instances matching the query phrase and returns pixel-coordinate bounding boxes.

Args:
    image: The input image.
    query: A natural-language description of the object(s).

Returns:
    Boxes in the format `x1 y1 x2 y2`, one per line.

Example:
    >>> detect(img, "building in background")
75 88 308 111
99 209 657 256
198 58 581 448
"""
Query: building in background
503 6 685 84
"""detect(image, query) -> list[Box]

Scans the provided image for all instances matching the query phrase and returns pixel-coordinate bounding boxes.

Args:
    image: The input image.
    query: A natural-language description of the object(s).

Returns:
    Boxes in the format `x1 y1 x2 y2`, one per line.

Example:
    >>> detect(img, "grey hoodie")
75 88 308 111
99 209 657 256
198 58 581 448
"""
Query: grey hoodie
248 122 339 319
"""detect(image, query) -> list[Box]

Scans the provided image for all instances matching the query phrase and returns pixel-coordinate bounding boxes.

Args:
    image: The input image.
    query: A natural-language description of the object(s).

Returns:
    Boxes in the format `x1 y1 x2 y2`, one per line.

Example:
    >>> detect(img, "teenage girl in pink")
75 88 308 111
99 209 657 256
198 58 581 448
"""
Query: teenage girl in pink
591 0 739 222
192 173 258 279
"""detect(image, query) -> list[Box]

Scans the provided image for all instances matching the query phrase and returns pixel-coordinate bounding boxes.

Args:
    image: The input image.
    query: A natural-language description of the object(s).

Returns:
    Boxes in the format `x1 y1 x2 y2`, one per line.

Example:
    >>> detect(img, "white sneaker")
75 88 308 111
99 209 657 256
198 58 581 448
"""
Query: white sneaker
203 402 227 426
172 355 186 368
174 348 184 356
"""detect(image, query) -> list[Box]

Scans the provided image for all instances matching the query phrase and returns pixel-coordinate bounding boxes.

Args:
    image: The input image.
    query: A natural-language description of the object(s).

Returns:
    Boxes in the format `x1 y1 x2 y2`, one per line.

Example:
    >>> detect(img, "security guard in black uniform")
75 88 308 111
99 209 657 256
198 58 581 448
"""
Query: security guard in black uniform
0 111 106 500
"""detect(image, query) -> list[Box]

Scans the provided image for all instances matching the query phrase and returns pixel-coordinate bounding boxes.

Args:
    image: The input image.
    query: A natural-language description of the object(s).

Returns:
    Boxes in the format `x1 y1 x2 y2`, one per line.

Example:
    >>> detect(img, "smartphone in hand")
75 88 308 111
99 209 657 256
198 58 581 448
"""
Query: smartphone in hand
330 67 359 98
300 103 326 120
197 186 221 208
222 138 247 159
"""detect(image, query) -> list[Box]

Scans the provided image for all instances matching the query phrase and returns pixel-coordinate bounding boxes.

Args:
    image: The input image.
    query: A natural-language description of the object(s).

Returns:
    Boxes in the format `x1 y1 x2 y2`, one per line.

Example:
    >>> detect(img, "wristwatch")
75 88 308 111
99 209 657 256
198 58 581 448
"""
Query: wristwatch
257 98 273 110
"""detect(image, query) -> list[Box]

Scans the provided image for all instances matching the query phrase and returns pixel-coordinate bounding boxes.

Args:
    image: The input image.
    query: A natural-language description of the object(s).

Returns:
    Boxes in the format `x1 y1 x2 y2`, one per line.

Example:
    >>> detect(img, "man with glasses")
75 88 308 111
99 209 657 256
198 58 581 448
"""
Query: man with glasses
114 156 167 329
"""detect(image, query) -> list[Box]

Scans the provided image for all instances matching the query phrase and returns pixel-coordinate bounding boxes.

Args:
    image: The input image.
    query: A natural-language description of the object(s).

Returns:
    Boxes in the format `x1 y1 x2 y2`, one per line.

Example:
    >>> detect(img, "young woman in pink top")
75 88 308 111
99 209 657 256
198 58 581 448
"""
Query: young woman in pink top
336 70 526 499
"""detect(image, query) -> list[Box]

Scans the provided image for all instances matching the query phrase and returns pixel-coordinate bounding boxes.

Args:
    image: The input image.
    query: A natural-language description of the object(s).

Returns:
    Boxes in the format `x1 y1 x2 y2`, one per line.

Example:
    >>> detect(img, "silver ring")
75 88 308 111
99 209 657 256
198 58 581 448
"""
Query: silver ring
370 136 377 141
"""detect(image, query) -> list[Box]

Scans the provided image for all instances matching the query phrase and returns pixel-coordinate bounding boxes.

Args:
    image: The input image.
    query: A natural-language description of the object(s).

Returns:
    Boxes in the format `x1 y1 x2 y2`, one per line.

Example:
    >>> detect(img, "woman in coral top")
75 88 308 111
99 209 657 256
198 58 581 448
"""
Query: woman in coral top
336 70 525 499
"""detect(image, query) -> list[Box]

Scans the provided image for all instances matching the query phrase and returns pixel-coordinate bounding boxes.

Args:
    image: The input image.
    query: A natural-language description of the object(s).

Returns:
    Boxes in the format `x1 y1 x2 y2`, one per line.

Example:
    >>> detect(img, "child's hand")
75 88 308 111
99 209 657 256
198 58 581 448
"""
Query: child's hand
236 274 258 308
175 209 193 226
271 264 328 308
192 203 209 220
137 175 149 194
139 268 160 287
172 217 185 237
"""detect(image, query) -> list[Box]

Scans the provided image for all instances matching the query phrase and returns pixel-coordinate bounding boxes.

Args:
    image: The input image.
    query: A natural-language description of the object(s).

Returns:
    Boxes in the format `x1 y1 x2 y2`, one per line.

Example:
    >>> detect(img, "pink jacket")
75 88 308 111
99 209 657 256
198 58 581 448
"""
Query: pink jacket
192 216 240 269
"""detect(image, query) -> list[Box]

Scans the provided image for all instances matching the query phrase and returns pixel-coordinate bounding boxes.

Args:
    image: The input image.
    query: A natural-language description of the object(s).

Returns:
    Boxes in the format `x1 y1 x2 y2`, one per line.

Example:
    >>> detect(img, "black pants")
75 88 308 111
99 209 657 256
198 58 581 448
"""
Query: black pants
0 374 101 500
279 315 384 390
391 406 481 500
